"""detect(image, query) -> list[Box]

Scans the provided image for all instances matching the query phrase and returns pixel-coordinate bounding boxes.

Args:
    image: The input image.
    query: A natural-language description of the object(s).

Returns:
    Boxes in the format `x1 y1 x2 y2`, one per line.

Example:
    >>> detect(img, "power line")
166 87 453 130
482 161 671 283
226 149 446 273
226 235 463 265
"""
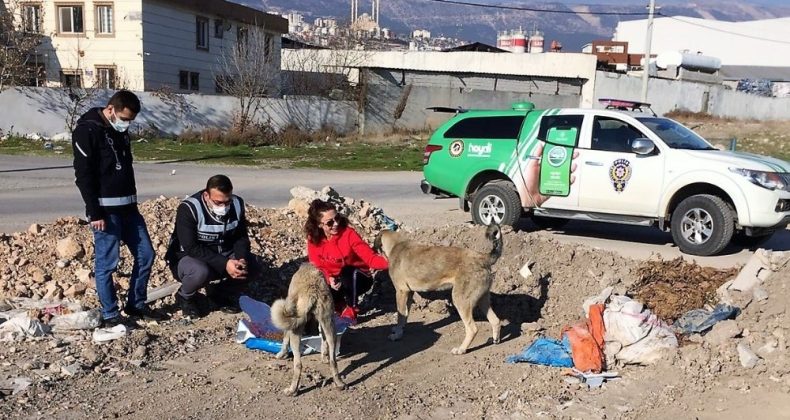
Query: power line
420 0 650 16
656 13 790 45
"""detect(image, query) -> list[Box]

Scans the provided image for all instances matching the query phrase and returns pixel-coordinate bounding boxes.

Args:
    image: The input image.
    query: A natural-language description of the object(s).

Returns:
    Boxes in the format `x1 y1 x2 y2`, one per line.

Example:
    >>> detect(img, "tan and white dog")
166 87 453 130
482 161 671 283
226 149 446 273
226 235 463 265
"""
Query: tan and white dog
271 263 346 396
376 224 503 354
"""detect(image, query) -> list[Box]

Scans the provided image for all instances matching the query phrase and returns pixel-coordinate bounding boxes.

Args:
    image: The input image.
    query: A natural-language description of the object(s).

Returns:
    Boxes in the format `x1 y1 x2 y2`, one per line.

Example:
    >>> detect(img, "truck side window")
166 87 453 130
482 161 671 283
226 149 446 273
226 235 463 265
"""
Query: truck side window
537 115 584 143
591 117 646 153
443 116 525 139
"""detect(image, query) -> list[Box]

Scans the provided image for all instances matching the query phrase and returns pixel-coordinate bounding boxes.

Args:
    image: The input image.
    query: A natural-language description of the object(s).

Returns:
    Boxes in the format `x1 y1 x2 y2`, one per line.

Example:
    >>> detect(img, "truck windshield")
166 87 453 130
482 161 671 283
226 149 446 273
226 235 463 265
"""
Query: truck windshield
637 117 717 150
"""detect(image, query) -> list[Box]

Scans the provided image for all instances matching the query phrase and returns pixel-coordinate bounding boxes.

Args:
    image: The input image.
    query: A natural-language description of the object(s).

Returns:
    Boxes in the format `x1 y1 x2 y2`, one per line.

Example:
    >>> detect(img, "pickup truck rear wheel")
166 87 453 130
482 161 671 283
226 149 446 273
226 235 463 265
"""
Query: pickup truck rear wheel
670 194 734 256
730 230 774 248
471 181 521 227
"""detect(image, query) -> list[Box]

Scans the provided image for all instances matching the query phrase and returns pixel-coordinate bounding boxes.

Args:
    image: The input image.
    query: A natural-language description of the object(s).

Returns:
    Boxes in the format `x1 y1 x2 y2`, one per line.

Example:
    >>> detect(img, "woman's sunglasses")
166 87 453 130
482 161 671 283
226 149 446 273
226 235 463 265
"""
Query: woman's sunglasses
322 216 340 227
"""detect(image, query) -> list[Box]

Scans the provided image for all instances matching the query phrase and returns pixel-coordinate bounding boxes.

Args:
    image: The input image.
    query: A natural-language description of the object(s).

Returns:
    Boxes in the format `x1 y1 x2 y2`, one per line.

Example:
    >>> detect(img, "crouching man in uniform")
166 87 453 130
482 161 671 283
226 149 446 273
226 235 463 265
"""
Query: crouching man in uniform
165 175 252 318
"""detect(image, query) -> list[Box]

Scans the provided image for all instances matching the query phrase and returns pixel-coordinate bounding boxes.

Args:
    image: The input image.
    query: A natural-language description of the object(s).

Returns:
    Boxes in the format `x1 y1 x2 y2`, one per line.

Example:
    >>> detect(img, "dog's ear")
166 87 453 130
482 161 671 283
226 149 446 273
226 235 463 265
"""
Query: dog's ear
373 230 384 253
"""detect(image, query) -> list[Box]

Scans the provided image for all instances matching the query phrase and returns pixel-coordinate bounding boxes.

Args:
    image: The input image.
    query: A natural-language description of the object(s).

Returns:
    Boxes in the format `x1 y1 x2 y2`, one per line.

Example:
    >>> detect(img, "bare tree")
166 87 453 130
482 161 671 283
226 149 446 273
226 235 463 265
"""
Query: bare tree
58 39 102 133
215 25 279 134
281 39 369 100
0 0 44 90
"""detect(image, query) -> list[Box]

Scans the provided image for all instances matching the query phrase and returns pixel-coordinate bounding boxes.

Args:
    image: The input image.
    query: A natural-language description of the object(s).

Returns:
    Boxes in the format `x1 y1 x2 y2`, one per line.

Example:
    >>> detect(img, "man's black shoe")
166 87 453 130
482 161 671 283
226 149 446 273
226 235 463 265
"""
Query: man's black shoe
176 294 202 319
101 316 125 328
124 305 170 321
208 293 241 314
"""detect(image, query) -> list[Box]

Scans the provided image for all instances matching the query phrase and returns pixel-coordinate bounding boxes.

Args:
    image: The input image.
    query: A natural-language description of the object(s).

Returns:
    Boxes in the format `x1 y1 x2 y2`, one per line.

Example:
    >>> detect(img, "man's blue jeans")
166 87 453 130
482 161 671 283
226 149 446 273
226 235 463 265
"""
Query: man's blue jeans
92 211 154 320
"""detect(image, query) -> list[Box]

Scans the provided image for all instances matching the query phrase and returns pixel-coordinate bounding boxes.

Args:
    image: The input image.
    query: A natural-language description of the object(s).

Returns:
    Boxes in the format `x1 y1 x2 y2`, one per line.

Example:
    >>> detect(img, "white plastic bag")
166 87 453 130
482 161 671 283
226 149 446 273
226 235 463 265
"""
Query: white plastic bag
50 309 102 331
603 295 678 365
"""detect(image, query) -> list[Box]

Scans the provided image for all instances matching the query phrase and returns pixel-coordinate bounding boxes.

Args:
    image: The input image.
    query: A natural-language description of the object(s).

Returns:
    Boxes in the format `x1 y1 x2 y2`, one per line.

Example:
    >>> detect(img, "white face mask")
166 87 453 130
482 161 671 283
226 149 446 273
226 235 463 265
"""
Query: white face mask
110 109 131 132
212 205 228 217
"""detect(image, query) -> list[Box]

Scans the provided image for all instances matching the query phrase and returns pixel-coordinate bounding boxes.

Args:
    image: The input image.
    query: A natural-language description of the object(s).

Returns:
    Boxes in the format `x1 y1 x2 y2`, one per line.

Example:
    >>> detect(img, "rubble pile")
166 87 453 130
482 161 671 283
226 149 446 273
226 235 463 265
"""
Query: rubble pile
0 186 400 305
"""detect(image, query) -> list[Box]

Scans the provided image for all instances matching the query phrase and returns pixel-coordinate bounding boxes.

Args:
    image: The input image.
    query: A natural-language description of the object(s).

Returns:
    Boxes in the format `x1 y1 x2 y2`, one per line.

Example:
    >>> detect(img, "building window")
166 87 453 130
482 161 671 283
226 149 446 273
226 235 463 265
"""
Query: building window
95 66 116 89
196 16 209 49
179 71 200 91
214 19 224 38
190 72 199 91
22 4 42 33
27 58 46 87
264 35 273 61
58 5 85 34
179 71 189 90
96 4 114 35
60 70 83 88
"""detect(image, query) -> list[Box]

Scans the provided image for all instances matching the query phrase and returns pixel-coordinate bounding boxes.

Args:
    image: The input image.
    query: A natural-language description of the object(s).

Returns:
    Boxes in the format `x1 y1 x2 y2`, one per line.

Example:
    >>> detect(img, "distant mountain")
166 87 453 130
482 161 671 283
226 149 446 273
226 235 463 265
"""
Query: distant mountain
238 0 790 51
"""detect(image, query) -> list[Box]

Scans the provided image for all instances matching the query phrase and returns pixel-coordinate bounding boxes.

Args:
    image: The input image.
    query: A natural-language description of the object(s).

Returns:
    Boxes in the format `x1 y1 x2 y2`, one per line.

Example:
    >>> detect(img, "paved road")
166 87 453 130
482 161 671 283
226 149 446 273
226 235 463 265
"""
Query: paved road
2 155 787 268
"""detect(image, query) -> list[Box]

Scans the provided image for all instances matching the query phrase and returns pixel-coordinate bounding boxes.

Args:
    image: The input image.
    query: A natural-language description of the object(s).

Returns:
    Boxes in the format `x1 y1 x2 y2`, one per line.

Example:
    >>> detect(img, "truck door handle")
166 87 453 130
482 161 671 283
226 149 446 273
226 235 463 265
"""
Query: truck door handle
585 161 603 166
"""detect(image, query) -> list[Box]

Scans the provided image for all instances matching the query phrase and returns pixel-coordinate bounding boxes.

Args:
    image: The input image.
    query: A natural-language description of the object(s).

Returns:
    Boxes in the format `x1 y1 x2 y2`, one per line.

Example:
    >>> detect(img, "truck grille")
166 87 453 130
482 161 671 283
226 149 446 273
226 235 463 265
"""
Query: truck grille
776 199 790 212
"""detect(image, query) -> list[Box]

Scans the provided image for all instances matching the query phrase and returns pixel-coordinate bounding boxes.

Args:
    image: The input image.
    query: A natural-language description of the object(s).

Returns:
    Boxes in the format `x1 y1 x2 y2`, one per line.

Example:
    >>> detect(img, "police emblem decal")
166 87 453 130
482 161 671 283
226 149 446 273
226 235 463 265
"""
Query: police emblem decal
609 159 632 192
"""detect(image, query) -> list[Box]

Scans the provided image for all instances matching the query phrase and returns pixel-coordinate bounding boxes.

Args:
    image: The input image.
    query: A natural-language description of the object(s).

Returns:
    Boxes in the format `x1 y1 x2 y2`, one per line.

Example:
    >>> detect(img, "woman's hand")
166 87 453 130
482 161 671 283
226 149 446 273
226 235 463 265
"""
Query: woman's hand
328 277 342 291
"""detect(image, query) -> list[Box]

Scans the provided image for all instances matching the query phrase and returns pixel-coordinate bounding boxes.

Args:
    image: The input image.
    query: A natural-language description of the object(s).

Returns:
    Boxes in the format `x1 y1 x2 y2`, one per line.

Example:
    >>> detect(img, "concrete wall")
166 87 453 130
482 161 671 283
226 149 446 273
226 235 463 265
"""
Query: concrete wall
362 69 581 134
593 71 790 120
0 88 356 138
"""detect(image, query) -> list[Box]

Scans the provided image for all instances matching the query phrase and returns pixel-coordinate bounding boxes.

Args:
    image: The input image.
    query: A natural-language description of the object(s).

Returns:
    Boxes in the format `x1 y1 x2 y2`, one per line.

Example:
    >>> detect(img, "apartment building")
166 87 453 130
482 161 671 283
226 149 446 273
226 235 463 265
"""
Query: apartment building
9 0 287 93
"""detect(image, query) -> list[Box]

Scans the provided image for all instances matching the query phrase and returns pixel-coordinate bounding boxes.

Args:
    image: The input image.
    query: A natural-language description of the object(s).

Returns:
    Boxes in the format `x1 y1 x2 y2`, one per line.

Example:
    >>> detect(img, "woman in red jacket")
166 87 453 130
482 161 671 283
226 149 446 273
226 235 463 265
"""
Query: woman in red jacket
305 199 388 322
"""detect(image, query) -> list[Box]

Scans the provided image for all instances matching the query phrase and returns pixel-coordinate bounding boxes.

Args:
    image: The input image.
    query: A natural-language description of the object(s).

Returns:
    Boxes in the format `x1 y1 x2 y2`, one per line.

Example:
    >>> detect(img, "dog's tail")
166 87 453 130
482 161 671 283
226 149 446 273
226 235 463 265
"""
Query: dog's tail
271 296 313 332
485 223 503 266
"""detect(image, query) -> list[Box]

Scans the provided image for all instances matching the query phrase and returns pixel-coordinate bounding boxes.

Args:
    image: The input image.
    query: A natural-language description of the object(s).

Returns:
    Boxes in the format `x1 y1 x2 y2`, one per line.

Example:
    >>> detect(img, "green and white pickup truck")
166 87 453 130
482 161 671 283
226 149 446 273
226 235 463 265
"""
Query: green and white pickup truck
420 100 790 256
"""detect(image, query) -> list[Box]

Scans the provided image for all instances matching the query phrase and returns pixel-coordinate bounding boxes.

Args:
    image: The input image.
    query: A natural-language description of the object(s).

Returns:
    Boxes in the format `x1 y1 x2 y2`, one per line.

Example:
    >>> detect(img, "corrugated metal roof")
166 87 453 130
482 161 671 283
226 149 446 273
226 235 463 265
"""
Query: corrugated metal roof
720 66 790 82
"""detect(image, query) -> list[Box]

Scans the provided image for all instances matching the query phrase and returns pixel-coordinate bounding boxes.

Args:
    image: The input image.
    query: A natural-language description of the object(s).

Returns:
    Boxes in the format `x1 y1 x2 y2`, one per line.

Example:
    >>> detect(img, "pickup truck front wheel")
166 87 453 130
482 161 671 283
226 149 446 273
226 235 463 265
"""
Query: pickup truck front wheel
471 181 521 227
670 194 734 256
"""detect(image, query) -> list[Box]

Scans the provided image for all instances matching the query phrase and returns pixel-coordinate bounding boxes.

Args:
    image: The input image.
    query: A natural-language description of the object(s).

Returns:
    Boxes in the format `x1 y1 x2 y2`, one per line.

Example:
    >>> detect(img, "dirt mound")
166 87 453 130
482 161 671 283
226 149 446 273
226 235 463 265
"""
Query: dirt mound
0 187 398 306
630 258 740 322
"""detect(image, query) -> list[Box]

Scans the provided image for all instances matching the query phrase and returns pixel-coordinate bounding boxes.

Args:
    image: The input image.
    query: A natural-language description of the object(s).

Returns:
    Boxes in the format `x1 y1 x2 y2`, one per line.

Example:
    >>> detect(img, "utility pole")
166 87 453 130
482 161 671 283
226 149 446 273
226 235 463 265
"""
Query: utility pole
641 0 656 103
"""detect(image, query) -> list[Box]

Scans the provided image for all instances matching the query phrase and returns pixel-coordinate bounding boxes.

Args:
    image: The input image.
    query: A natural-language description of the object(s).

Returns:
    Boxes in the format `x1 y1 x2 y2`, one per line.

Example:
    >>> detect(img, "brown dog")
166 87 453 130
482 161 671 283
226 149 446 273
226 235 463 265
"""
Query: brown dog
377 224 503 355
271 263 346 396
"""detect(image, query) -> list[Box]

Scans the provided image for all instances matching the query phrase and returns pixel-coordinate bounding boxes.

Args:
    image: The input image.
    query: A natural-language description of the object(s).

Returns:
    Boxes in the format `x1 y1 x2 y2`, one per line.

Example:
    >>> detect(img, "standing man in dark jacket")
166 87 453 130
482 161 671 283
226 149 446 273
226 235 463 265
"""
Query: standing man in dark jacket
72 90 165 326
166 175 251 318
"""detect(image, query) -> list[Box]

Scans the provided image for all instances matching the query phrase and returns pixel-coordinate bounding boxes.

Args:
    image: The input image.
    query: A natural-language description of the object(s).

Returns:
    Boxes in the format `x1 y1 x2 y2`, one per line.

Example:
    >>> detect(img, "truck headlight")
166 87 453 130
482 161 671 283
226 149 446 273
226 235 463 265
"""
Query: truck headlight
729 167 787 191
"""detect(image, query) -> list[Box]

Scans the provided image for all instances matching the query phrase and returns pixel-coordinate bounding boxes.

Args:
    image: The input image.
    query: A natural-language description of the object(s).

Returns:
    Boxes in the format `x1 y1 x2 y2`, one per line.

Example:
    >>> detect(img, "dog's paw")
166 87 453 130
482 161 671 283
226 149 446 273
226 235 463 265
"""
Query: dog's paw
388 327 403 341
451 347 467 355
492 338 501 345
335 381 347 391
282 387 298 397
275 351 288 360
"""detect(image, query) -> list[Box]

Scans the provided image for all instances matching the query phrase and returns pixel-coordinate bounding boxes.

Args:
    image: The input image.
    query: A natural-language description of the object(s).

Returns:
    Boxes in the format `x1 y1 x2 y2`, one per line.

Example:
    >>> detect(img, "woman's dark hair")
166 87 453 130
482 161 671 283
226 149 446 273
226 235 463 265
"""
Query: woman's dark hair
305 199 348 245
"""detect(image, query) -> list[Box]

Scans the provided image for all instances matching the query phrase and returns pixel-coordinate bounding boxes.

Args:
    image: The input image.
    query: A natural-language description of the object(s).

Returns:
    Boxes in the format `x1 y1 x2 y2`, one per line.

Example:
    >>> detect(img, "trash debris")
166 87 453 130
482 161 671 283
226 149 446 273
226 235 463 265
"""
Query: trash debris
603 295 678 366
519 261 534 279
92 324 127 343
563 368 620 389
49 310 102 331
674 303 739 334
737 342 760 369
562 304 606 373
730 251 771 292
0 377 32 397
505 336 574 367
0 314 50 342
237 295 350 356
